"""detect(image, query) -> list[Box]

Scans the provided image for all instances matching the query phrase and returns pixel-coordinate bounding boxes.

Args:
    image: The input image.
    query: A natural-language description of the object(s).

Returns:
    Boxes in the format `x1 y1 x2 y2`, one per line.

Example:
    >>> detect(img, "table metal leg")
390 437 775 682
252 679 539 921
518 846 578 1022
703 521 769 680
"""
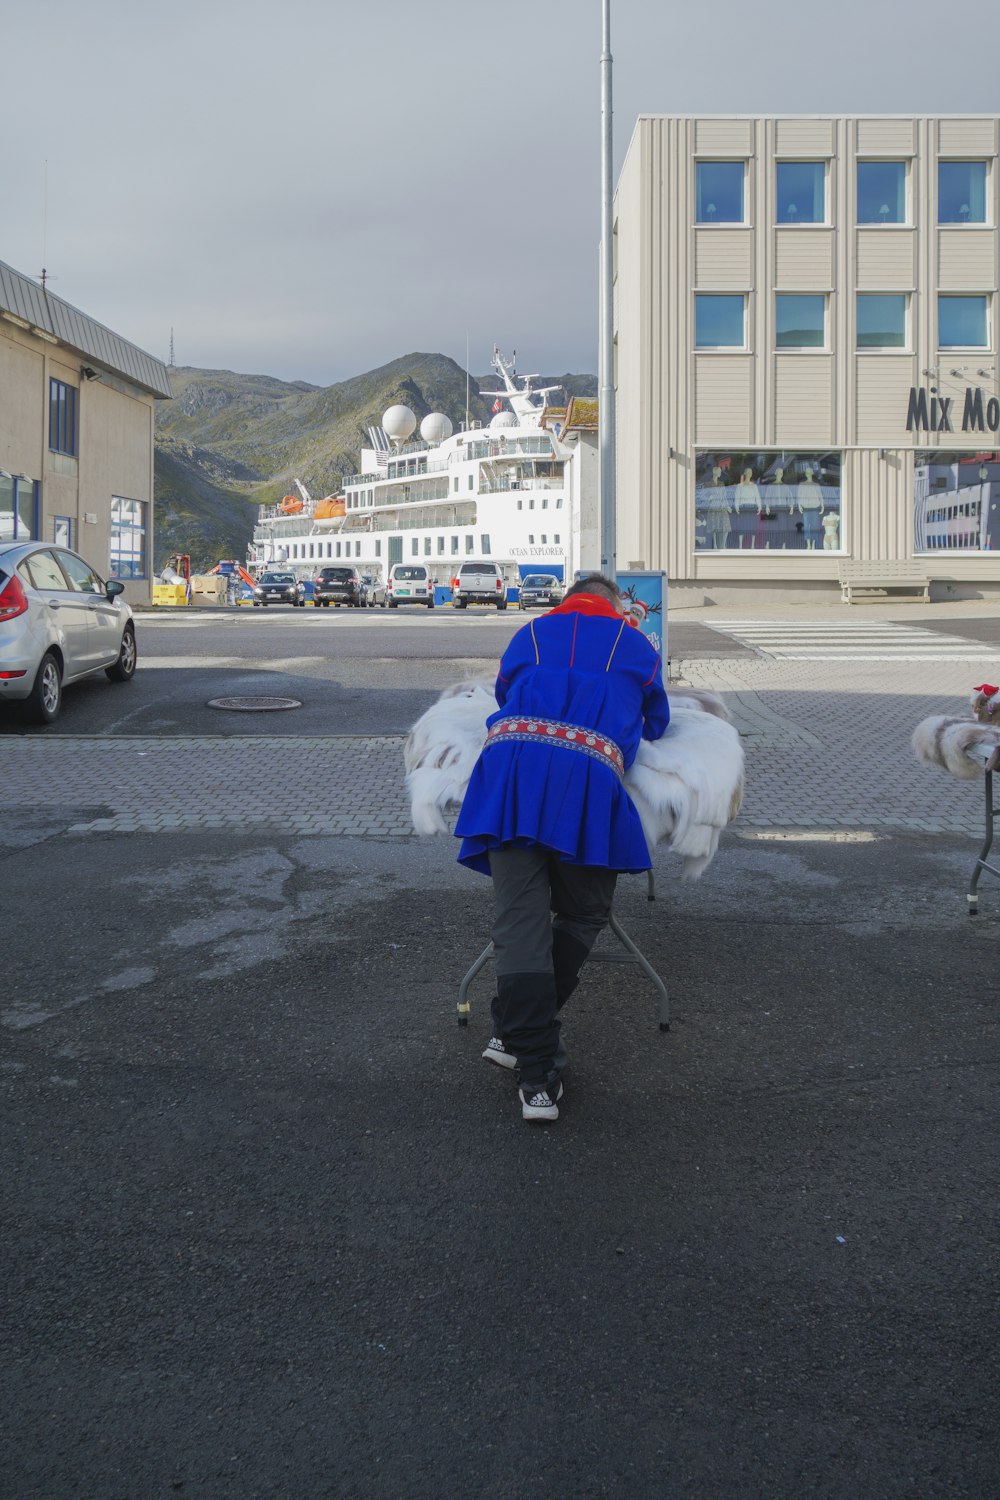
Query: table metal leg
968 770 1000 916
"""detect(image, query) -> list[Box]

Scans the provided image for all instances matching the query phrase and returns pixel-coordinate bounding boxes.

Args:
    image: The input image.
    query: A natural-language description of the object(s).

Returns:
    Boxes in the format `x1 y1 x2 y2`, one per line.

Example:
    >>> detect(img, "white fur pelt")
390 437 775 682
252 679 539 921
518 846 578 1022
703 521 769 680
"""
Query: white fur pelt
403 680 744 877
403 680 498 834
912 715 1000 779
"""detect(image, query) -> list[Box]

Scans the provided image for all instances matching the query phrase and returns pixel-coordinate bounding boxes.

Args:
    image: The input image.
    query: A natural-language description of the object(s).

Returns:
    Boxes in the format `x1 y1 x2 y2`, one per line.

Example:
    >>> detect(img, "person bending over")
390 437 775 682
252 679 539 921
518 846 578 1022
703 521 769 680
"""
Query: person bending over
454 573 670 1122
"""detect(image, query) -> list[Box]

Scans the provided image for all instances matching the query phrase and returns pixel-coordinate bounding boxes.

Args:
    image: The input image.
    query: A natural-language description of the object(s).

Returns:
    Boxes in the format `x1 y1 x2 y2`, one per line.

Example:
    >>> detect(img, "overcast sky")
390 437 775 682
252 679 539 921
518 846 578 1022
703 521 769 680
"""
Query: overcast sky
3 0 997 386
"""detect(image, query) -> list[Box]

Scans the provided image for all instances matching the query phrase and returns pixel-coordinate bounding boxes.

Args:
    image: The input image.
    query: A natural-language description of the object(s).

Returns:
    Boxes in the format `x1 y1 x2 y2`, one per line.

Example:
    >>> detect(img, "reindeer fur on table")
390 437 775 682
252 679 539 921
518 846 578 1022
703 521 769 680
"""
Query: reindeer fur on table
403 681 745 879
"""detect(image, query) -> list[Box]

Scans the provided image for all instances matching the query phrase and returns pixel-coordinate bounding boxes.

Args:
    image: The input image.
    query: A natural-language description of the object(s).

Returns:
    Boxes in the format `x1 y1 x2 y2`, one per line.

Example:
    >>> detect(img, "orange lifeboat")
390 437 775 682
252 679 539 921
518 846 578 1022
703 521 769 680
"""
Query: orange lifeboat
280 494 304 514
314 496 346 520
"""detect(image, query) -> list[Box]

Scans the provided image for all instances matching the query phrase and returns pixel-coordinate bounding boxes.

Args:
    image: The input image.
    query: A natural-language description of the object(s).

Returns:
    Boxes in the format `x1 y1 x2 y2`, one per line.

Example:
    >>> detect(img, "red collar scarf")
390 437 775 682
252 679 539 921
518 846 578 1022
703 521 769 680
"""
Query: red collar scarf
546 593 625 622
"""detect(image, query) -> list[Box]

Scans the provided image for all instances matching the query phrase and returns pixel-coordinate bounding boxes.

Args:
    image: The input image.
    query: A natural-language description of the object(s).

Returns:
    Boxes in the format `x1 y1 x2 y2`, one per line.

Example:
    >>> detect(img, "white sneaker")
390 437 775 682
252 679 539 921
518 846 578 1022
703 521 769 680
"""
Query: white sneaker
482 1036 518 1070
519 1080 564 1122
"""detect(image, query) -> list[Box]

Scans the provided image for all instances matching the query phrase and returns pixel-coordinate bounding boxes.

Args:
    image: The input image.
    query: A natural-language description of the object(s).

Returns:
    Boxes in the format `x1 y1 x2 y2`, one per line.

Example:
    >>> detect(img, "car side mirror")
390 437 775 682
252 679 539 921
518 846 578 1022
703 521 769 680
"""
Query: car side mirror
106 579 125 598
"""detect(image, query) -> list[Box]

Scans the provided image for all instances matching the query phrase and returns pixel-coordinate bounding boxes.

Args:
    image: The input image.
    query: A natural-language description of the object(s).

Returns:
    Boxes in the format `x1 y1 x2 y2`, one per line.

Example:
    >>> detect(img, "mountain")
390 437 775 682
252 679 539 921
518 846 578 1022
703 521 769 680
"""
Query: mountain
152 354 597 571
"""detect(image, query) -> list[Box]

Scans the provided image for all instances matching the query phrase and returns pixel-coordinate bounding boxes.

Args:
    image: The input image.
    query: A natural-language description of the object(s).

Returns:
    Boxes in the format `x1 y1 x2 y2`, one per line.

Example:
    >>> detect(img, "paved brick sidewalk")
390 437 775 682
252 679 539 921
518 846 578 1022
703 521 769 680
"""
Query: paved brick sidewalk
2 736 413 837
676 654 986 835
2 654 988 839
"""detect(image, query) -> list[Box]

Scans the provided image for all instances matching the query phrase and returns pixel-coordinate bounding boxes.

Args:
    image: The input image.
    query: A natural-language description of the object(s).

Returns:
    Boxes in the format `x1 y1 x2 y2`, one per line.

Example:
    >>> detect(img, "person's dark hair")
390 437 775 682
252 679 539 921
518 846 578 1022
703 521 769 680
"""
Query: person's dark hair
563 573 622 605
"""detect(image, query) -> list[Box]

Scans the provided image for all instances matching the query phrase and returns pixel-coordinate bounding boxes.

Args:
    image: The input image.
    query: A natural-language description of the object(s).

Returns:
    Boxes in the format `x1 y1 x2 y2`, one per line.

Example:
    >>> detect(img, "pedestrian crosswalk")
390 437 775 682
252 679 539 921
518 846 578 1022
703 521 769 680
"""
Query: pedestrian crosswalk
701 619 992 661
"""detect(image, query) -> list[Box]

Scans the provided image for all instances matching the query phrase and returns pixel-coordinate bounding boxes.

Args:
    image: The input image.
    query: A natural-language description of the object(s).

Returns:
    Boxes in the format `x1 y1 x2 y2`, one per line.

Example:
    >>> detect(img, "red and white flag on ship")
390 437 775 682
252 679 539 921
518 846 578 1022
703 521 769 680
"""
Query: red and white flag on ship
492 397 503 414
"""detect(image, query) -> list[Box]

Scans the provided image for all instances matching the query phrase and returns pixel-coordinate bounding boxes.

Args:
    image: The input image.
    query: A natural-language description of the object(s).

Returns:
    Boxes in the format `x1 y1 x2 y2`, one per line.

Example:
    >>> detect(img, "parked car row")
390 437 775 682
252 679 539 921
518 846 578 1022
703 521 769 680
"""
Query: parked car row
248 563 565 611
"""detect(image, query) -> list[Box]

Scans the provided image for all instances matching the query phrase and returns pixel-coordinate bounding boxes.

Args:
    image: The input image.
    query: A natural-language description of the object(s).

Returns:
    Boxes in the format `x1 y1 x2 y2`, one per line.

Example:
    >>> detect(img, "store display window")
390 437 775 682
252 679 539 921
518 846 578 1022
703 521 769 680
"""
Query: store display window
694 451 842 552
914 452 1000 552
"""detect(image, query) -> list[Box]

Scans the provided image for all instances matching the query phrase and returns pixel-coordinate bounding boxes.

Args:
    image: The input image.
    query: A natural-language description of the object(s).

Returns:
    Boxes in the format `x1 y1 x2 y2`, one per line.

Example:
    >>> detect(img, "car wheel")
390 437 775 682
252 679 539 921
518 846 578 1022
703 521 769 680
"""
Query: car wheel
106 624 137 683
313 600 322 607
389 600 397 608
261 600 268 607
253 601 260 607
497 601 507 611
26 651 62 725
455 599 466 610
379 600 386 608
427 599 435 609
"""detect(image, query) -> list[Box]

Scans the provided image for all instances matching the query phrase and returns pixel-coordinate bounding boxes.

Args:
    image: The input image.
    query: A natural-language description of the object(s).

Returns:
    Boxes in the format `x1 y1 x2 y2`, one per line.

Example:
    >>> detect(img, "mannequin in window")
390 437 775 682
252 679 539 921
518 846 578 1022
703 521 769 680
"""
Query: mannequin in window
795 465 824 550
822 509 841 550
700 465 732 550
734 467 762 548
767 465 793 549
754 467 783 549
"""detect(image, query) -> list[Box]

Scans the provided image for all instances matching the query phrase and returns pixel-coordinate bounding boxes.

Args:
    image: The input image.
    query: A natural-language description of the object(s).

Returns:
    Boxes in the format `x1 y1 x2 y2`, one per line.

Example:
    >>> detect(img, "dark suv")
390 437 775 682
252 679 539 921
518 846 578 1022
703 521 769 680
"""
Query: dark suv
313 566 362 608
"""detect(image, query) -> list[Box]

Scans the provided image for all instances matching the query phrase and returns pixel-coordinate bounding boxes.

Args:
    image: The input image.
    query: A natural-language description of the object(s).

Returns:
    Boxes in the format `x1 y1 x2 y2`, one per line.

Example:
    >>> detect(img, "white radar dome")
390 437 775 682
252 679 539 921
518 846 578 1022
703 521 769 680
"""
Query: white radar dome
490 410 518 430
420 412 453 444
383 404 417 443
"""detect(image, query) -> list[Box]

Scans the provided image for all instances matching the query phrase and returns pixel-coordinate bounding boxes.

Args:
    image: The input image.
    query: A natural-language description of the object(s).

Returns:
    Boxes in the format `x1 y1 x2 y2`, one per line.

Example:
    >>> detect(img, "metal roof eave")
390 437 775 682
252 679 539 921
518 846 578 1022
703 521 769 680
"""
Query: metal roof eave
0 259 172 399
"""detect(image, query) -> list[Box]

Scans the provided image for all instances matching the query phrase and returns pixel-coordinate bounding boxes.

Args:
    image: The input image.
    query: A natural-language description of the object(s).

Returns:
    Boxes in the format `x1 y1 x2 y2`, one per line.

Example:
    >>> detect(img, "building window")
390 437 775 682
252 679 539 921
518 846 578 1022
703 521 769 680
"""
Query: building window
336 542 341 557
914 452 1000 552
375 540 381 557
939 295 989 348
857 293 907 348
53 516 72 548
481 534 491 554
939 161 987 224
48 380 77 456
453 476 458 491
424 537 431 555
528 535 535 545
554 534 560 544
776 161 825 223
451 535 459 554
695 451 842 553
695 294 746 349
857 161 906 224
356 541 361 556
437 537 445 554
776 294 826 349
0 475 38 541
696 161 745 223
109 497 147 578
468 475 474 490
411 538 419 555
465 535 474 553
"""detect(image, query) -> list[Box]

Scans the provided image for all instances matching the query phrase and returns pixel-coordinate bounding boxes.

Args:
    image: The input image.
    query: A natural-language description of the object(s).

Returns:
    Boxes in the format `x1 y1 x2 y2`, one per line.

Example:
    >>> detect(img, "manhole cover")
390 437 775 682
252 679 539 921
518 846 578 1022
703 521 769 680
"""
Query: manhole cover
207 696 302 712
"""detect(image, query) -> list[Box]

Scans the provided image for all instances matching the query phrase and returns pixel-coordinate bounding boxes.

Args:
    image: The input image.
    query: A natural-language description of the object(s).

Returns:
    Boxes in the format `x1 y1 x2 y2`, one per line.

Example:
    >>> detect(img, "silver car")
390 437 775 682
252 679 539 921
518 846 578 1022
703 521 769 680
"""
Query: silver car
0 540 137 724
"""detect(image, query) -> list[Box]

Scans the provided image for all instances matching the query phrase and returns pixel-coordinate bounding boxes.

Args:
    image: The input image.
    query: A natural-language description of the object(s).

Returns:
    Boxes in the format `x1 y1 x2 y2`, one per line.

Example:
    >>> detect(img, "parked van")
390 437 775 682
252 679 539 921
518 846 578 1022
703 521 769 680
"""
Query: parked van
451 560 508 611
386 563 435 609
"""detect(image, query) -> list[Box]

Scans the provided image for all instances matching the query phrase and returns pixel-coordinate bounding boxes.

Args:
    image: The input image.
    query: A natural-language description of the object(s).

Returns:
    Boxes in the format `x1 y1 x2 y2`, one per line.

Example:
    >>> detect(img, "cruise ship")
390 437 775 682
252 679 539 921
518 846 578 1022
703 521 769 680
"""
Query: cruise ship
247 350 597 590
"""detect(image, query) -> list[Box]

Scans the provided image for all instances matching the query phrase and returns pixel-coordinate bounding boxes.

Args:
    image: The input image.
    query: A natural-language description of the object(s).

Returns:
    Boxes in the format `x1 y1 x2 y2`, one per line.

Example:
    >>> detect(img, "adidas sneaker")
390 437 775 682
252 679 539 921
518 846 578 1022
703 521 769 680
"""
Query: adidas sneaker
519 1079 564 1122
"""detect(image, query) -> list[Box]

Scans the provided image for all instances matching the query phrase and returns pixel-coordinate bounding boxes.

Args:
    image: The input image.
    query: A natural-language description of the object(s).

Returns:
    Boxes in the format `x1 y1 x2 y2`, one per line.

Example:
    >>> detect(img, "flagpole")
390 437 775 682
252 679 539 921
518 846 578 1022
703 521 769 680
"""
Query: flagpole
598 0 616 581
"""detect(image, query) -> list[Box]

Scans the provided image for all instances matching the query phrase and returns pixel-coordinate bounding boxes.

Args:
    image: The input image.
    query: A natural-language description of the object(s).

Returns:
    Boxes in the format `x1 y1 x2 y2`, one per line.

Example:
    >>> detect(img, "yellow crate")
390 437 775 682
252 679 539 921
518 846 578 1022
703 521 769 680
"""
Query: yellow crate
152 583 189 607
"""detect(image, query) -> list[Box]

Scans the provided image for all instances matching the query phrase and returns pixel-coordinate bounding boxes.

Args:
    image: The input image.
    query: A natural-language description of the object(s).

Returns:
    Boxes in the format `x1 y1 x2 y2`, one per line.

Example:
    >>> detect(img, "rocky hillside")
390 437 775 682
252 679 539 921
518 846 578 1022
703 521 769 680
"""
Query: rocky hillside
153 354 596 571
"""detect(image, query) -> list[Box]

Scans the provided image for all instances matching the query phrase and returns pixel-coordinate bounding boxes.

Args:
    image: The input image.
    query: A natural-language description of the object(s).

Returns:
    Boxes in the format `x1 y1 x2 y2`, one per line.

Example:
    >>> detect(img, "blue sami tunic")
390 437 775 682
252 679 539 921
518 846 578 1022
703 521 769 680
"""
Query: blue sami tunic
455 594 670 875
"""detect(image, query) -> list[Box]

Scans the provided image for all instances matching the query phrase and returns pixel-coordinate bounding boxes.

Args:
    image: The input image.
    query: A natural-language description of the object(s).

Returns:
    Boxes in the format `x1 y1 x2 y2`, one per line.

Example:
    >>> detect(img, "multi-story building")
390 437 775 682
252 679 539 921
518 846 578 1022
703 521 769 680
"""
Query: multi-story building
614 115 1000 600
0 259 171 604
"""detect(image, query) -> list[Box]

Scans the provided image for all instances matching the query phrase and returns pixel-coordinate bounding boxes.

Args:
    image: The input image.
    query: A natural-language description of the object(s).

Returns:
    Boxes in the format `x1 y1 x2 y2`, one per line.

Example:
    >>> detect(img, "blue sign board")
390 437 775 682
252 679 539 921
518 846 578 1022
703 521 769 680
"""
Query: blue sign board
617 570 667 661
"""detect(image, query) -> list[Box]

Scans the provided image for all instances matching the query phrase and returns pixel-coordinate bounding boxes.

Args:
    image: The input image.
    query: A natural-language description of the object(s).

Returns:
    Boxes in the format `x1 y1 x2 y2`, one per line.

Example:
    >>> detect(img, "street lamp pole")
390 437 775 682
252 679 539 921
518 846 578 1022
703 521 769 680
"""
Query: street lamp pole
598 0 616 580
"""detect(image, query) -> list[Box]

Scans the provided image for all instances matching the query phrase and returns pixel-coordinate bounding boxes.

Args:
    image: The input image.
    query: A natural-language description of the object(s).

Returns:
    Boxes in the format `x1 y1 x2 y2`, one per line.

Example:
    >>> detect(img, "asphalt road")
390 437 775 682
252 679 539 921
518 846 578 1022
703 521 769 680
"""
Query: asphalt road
3 821 998 1498
4 605 999 1496
0 608 753 739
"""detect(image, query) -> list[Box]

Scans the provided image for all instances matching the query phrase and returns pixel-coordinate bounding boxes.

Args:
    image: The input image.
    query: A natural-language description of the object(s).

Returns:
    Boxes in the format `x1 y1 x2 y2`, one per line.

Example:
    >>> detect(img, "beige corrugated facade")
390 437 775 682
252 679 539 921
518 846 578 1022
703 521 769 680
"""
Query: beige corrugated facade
0 261 170 605
614 115 1000 599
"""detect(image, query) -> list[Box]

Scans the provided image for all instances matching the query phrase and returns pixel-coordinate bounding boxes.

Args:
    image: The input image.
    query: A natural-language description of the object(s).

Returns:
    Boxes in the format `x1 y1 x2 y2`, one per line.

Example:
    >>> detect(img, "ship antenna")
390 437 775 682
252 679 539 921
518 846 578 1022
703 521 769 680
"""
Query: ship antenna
465 330 470 431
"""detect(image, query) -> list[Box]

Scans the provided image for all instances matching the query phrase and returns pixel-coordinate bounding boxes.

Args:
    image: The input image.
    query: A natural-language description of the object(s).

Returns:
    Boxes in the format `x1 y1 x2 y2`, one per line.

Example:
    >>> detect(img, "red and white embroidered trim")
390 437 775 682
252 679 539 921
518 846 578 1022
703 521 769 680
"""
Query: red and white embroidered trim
484 715 625 779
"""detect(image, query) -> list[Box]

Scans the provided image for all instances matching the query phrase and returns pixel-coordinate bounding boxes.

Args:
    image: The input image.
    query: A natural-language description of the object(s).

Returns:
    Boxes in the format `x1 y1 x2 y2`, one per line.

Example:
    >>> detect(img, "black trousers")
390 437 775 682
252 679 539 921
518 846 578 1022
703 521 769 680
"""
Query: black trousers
488 846 618 1084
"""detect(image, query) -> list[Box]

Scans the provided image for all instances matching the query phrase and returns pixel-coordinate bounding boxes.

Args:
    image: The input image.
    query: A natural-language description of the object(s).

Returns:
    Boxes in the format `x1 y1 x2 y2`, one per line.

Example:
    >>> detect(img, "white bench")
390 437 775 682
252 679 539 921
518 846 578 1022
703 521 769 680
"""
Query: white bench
839 560 931 605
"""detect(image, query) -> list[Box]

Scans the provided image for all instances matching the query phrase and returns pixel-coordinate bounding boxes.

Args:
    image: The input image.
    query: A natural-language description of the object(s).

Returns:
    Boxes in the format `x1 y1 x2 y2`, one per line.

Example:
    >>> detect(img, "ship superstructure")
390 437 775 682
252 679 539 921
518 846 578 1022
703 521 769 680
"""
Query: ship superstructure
248 349 594 588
